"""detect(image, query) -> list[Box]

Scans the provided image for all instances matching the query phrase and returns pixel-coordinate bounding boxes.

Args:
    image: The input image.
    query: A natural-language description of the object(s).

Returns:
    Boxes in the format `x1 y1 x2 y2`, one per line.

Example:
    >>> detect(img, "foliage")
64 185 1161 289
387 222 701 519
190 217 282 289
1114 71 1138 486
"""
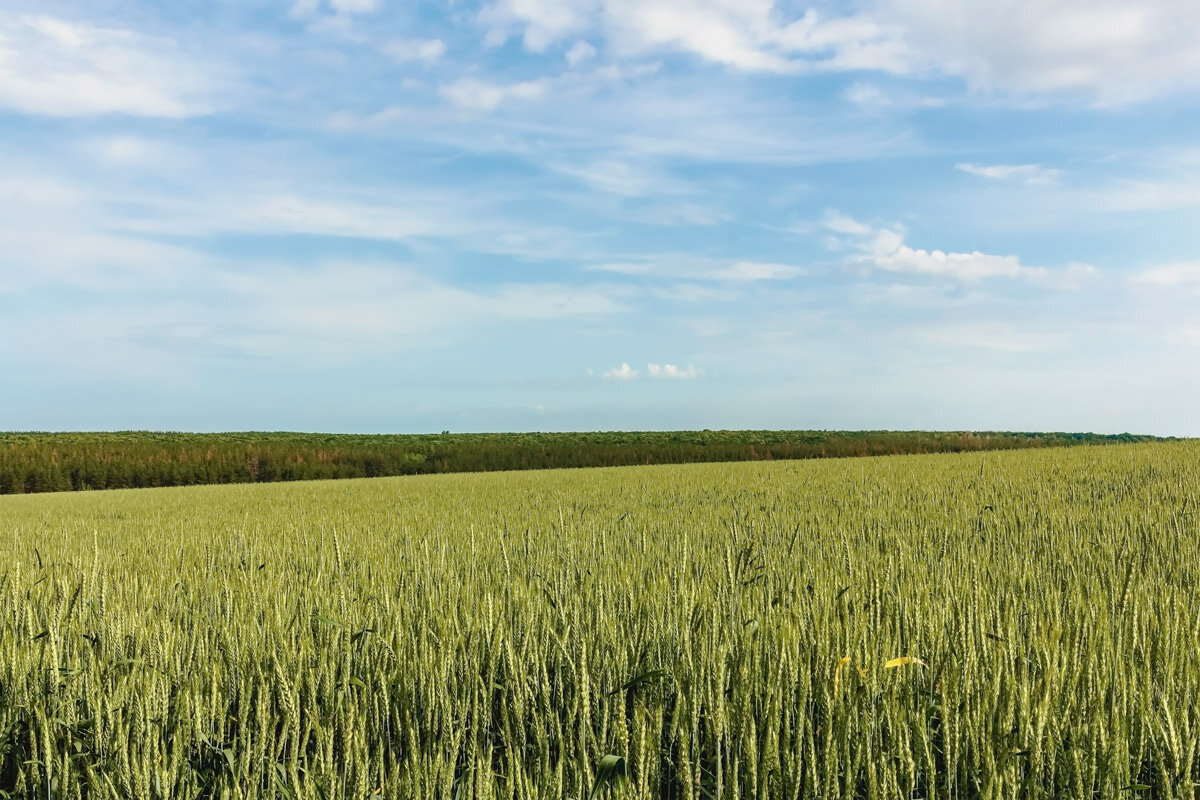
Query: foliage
0 442 1197 798
0 429 1163 494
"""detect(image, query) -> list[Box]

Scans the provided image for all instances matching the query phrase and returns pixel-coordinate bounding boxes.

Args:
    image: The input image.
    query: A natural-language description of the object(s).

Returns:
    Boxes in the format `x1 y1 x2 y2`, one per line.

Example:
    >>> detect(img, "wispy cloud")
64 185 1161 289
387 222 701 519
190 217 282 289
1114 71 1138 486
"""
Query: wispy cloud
479 0 1200 105
711 261 807 281
566 40 597 66
291 0 381 17
548 157 677 197
1132 261 1200 287
480 0 906 74
822 210 874 236
439 77 550 111
0 14 224 117
875 0 1200 104
956 163 1061 184
383 38 447 64
919 322 1072 353
588 257 805 282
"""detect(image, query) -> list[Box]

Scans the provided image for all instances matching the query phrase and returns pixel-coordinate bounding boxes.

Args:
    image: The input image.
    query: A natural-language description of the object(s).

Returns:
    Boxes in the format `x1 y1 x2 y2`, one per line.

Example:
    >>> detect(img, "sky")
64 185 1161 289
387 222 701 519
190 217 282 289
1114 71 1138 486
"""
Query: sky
1 0 1198 435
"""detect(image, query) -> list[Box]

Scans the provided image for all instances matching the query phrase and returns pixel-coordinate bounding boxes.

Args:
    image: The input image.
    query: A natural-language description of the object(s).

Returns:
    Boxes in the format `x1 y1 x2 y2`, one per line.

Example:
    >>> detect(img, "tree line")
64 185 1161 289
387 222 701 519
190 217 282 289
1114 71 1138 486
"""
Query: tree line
0 429 1162 495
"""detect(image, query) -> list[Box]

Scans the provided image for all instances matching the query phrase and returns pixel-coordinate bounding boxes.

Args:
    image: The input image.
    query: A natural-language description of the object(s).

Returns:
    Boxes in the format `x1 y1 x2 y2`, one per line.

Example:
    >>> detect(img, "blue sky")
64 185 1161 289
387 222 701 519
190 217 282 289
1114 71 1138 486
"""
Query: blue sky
2 0 1198 435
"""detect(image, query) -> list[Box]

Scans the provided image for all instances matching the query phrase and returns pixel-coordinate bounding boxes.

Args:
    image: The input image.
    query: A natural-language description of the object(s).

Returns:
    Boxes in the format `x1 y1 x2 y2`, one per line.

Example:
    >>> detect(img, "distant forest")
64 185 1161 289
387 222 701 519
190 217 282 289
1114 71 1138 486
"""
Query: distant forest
0 430 1165 495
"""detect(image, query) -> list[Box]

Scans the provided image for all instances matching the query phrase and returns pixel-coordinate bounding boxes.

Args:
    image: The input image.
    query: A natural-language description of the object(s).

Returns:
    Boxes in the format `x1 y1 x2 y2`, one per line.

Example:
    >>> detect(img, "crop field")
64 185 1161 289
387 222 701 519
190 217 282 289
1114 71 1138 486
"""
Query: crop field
1 441 1198 799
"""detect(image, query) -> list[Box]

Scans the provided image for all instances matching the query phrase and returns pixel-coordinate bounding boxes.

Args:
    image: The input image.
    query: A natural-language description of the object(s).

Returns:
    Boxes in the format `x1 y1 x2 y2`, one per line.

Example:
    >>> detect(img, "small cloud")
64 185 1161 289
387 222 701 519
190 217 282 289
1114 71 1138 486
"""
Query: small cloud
329 0 381 13
549 158 661 196
439 77 549 111
289 0 319 17
822 210 873 235
566 40 597 67
383 38 446 64
587 257 804 282
955 163 1061 185
292 0 380 16
648 363 701 379
327 105 408 131
826 210 1095 285
603 362 638 380
844 82 889 108
843 81 946 110
588 262 650 275
1132 261 1200 286
711 261 806 281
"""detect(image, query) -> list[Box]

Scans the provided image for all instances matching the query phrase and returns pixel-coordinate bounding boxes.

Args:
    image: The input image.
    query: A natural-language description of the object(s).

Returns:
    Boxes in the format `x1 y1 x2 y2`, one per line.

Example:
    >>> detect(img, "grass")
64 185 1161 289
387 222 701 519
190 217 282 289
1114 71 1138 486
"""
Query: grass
0 440 1197 798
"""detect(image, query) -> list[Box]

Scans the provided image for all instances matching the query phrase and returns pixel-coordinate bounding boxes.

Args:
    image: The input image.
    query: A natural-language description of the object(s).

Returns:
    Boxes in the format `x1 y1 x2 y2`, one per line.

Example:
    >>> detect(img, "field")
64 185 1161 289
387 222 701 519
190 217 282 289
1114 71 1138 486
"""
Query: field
1 441 1197 799
0 430 1159 495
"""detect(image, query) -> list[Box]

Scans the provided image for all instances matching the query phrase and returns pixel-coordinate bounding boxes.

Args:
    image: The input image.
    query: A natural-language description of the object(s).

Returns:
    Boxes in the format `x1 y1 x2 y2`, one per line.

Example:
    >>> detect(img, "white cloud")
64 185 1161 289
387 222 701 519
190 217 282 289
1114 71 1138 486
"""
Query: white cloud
842 81 946 109
874 240 1028 280
0 15 221 117
648 362 701 379
439 77 550 111
289 0 320 15
919 322 1072 353
383 38 446 63
956 162 1061 184
843 82 890 107
480 0 595 51
603 362 638 380
479 0 904 74
826 211 1097 284
875 0 1200 104
822 210 873 235
238 195 439 241
589 262 650 275
330 0 381 12
1133 261 1200 287
1093 177 1200 213
588 256 805 282
548 158 676 196
478 0 1200 103
711 261 806 281
566 40 598 66
292 0 380 16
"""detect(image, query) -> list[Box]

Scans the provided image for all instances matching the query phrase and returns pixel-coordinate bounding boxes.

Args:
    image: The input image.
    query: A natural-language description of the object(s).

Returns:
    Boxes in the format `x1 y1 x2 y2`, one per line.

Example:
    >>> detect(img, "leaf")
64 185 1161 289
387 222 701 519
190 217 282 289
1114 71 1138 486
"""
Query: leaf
588 755 628 800
611 669 668 696
1121 785 1151 792
884 656 927 669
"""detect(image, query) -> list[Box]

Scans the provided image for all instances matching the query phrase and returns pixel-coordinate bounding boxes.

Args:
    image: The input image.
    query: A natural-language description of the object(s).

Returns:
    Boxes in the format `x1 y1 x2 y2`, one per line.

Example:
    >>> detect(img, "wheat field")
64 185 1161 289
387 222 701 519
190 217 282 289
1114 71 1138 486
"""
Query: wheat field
1 441 1197 799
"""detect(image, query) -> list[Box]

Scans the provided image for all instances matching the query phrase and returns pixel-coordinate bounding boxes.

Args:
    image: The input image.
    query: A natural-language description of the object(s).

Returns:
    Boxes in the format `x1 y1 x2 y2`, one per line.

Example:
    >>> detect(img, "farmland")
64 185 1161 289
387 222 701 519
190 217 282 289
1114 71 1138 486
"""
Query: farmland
1 440 1198 798
0 430 1160 495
